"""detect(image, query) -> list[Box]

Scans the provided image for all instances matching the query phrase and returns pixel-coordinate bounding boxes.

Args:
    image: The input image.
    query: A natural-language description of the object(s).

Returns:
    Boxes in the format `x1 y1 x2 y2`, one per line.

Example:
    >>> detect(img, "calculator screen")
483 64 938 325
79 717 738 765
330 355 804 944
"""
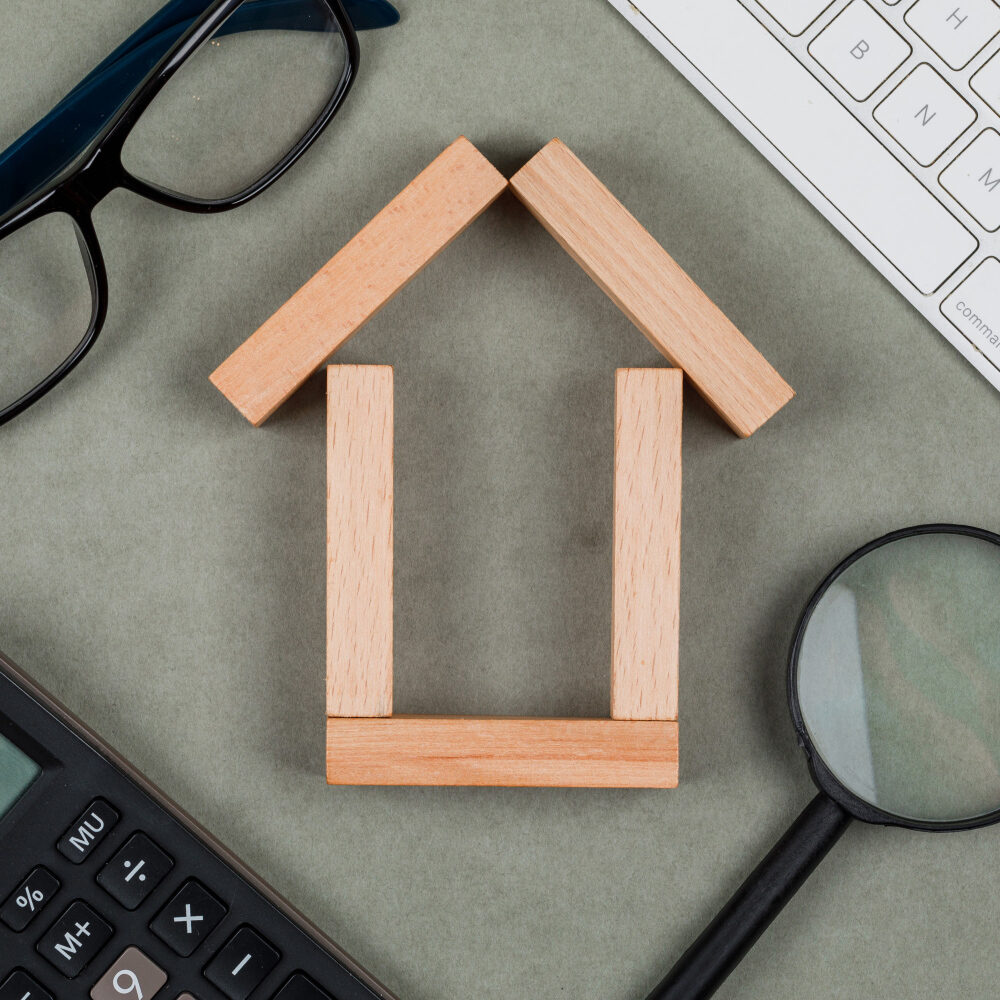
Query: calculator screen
0 732 39 818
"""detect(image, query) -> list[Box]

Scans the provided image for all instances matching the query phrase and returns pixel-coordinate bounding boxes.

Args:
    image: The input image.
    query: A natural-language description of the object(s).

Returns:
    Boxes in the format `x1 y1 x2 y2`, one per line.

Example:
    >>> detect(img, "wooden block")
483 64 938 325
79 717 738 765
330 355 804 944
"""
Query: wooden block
327 366 393 717
611 369 682 722
509 139 793 437
211 137 508 425
326 716 678 787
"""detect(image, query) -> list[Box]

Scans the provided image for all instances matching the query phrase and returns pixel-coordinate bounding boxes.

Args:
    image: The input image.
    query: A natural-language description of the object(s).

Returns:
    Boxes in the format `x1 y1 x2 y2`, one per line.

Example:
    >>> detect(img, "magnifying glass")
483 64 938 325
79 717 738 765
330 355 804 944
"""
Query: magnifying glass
647 524 1000 1000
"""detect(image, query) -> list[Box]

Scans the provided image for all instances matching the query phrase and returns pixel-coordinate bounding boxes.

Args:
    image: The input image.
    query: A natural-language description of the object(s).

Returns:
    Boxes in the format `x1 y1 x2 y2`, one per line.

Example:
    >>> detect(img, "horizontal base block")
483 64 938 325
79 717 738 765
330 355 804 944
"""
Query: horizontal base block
326 716 678 787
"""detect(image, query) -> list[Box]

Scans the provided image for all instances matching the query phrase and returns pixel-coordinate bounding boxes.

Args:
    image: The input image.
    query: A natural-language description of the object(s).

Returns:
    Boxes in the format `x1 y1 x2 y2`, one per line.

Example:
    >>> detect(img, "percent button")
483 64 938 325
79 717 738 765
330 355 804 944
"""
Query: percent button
1 866 61 932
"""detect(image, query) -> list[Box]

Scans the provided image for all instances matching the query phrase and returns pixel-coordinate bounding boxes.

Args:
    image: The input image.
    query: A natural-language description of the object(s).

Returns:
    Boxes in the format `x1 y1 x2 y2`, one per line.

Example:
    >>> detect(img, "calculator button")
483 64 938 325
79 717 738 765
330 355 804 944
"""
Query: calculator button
0 970 54 1000
36 900 114 978
1 867 60 931
905 0 1000 70
90 947 167 1000
97 833 173 910
56 799 119 863
204 927 280 1000
150 879 228 956
272 974 334 1000
809 1 911 101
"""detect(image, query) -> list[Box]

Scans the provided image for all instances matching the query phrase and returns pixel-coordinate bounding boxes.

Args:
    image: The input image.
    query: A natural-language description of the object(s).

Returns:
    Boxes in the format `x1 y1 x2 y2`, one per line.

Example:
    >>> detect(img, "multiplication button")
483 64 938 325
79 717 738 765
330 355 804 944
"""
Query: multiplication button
204 927 280 1000
97 833 173 909
1 866 60 931
36 900 114 978
150 879 227 956
0 970 54 1000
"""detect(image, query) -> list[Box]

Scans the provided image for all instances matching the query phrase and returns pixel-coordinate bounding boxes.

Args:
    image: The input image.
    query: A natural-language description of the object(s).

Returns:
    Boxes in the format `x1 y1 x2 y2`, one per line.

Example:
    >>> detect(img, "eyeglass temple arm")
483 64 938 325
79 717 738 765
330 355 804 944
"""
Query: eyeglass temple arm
0 0 396 210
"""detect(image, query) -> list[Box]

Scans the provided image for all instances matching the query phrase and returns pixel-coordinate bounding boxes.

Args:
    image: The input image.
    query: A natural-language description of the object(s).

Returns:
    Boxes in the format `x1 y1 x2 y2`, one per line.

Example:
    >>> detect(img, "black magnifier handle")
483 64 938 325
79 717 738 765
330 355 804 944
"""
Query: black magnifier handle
646 792 852 1000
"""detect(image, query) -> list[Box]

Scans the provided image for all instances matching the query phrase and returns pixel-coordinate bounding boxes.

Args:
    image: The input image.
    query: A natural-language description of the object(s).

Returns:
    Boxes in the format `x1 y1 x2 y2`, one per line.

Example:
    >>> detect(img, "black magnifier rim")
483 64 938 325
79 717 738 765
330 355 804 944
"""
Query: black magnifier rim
788 522 1000 833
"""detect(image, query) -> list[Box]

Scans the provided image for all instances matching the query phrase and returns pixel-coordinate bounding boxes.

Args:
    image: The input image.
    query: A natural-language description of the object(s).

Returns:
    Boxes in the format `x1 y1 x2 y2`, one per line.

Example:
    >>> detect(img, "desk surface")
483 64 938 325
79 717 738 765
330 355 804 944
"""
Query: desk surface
2 2 998 998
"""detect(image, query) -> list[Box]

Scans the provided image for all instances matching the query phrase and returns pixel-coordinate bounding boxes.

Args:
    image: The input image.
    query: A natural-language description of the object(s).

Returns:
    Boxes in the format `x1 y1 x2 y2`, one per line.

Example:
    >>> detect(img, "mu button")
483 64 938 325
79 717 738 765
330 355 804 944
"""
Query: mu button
150 879 228 956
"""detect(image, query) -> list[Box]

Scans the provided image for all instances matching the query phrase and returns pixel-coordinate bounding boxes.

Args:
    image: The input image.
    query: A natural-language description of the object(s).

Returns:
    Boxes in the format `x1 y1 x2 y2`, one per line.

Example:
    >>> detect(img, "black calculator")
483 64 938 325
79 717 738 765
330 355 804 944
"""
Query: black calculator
0 650 399 1000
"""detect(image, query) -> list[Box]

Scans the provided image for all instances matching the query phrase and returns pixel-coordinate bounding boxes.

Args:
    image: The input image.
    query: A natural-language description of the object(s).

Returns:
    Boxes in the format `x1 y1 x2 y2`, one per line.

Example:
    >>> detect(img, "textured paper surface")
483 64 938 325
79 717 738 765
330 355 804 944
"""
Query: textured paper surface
1 2 998 998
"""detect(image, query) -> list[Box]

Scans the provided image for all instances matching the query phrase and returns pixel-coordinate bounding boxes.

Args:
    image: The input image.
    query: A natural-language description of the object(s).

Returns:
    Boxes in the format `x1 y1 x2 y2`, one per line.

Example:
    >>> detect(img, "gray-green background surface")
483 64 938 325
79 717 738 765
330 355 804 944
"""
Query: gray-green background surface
2 2 998 997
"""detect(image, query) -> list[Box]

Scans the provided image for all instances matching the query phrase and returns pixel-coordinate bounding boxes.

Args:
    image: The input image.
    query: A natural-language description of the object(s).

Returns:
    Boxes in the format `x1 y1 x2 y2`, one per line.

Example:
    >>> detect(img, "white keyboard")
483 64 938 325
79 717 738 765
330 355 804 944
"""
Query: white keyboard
605 0 1000 391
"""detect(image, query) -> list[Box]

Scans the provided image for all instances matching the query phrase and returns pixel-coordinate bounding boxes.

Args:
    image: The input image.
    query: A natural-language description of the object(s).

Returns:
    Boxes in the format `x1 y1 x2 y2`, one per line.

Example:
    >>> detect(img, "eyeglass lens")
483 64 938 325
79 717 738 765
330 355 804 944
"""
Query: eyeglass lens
0 213 95 414
796 530 1000 824
121 0 349 201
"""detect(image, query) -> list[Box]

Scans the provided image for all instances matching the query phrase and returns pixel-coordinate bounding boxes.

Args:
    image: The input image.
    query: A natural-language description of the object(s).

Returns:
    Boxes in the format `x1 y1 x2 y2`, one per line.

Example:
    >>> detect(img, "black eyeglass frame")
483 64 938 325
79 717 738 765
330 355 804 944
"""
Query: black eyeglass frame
0 0 360 427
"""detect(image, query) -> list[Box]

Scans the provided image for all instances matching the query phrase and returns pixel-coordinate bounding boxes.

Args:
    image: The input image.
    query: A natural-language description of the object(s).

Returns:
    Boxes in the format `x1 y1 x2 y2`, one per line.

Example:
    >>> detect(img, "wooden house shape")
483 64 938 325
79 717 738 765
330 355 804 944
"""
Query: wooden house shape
210 137 794 787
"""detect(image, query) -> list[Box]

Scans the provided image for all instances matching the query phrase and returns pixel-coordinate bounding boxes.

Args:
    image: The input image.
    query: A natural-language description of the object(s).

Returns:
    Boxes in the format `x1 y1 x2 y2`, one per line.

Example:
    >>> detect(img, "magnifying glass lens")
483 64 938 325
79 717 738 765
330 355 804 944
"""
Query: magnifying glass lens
796 530 1000 824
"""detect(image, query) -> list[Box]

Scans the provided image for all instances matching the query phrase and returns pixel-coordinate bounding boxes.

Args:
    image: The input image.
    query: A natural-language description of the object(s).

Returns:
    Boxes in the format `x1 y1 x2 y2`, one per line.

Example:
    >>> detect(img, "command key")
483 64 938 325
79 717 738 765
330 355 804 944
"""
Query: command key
942 258 1000 369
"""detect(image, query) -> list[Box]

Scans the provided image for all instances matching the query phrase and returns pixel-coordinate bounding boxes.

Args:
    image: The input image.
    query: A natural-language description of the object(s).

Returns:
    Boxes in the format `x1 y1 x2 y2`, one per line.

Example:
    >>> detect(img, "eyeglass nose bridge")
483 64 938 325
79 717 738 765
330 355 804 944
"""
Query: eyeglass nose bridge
68 147 125 211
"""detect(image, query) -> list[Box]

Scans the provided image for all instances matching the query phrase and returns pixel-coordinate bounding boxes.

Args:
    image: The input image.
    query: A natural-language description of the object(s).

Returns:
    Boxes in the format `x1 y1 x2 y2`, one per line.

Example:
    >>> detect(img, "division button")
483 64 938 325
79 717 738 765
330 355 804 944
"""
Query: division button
36 900 114 978
56 799 119 863
96 833 173 910
90 947 167 1000
150 879 228 956
272 973 335 1000
1 866 60 931
204 927 280 1000
0 970 54 1000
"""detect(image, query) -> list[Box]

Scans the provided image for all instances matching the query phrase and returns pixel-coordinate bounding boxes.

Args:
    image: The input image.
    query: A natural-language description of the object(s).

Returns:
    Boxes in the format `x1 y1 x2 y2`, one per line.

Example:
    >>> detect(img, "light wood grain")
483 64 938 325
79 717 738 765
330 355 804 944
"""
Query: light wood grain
327 365 393 717
611 369 681 722
211 137 508 425
509 139 793 437
326 716 678 786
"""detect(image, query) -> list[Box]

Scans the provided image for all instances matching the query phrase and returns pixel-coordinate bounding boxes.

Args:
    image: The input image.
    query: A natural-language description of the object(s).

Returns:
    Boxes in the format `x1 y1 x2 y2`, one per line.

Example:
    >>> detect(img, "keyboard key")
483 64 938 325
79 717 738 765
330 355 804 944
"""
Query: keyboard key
644 1 978 292
942 257 1000 365
757 0 834 34
971 49 1000 111
36 900 114 978
905 0 1000 69
0 970 53 1000
150 879 228 957
96 832 173 910
90 947 167 1000
874 63 976 164
56 799 119 863
1 866 60 932
204 927 280 1000
809 1 911 100
941 128 1000 228
272 974 334 1000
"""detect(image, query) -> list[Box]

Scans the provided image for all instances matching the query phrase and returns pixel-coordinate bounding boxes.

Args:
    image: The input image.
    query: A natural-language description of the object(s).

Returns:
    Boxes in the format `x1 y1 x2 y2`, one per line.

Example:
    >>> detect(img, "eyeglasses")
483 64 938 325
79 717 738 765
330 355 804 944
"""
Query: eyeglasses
0 0 398 427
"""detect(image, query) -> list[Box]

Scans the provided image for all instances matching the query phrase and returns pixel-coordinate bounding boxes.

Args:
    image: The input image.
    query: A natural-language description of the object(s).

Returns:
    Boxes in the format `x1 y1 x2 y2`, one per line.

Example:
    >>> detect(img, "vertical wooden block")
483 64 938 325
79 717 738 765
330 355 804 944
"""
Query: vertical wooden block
510 139 793 437
327 366 393 717
211 137 509 425
612 369 682 722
